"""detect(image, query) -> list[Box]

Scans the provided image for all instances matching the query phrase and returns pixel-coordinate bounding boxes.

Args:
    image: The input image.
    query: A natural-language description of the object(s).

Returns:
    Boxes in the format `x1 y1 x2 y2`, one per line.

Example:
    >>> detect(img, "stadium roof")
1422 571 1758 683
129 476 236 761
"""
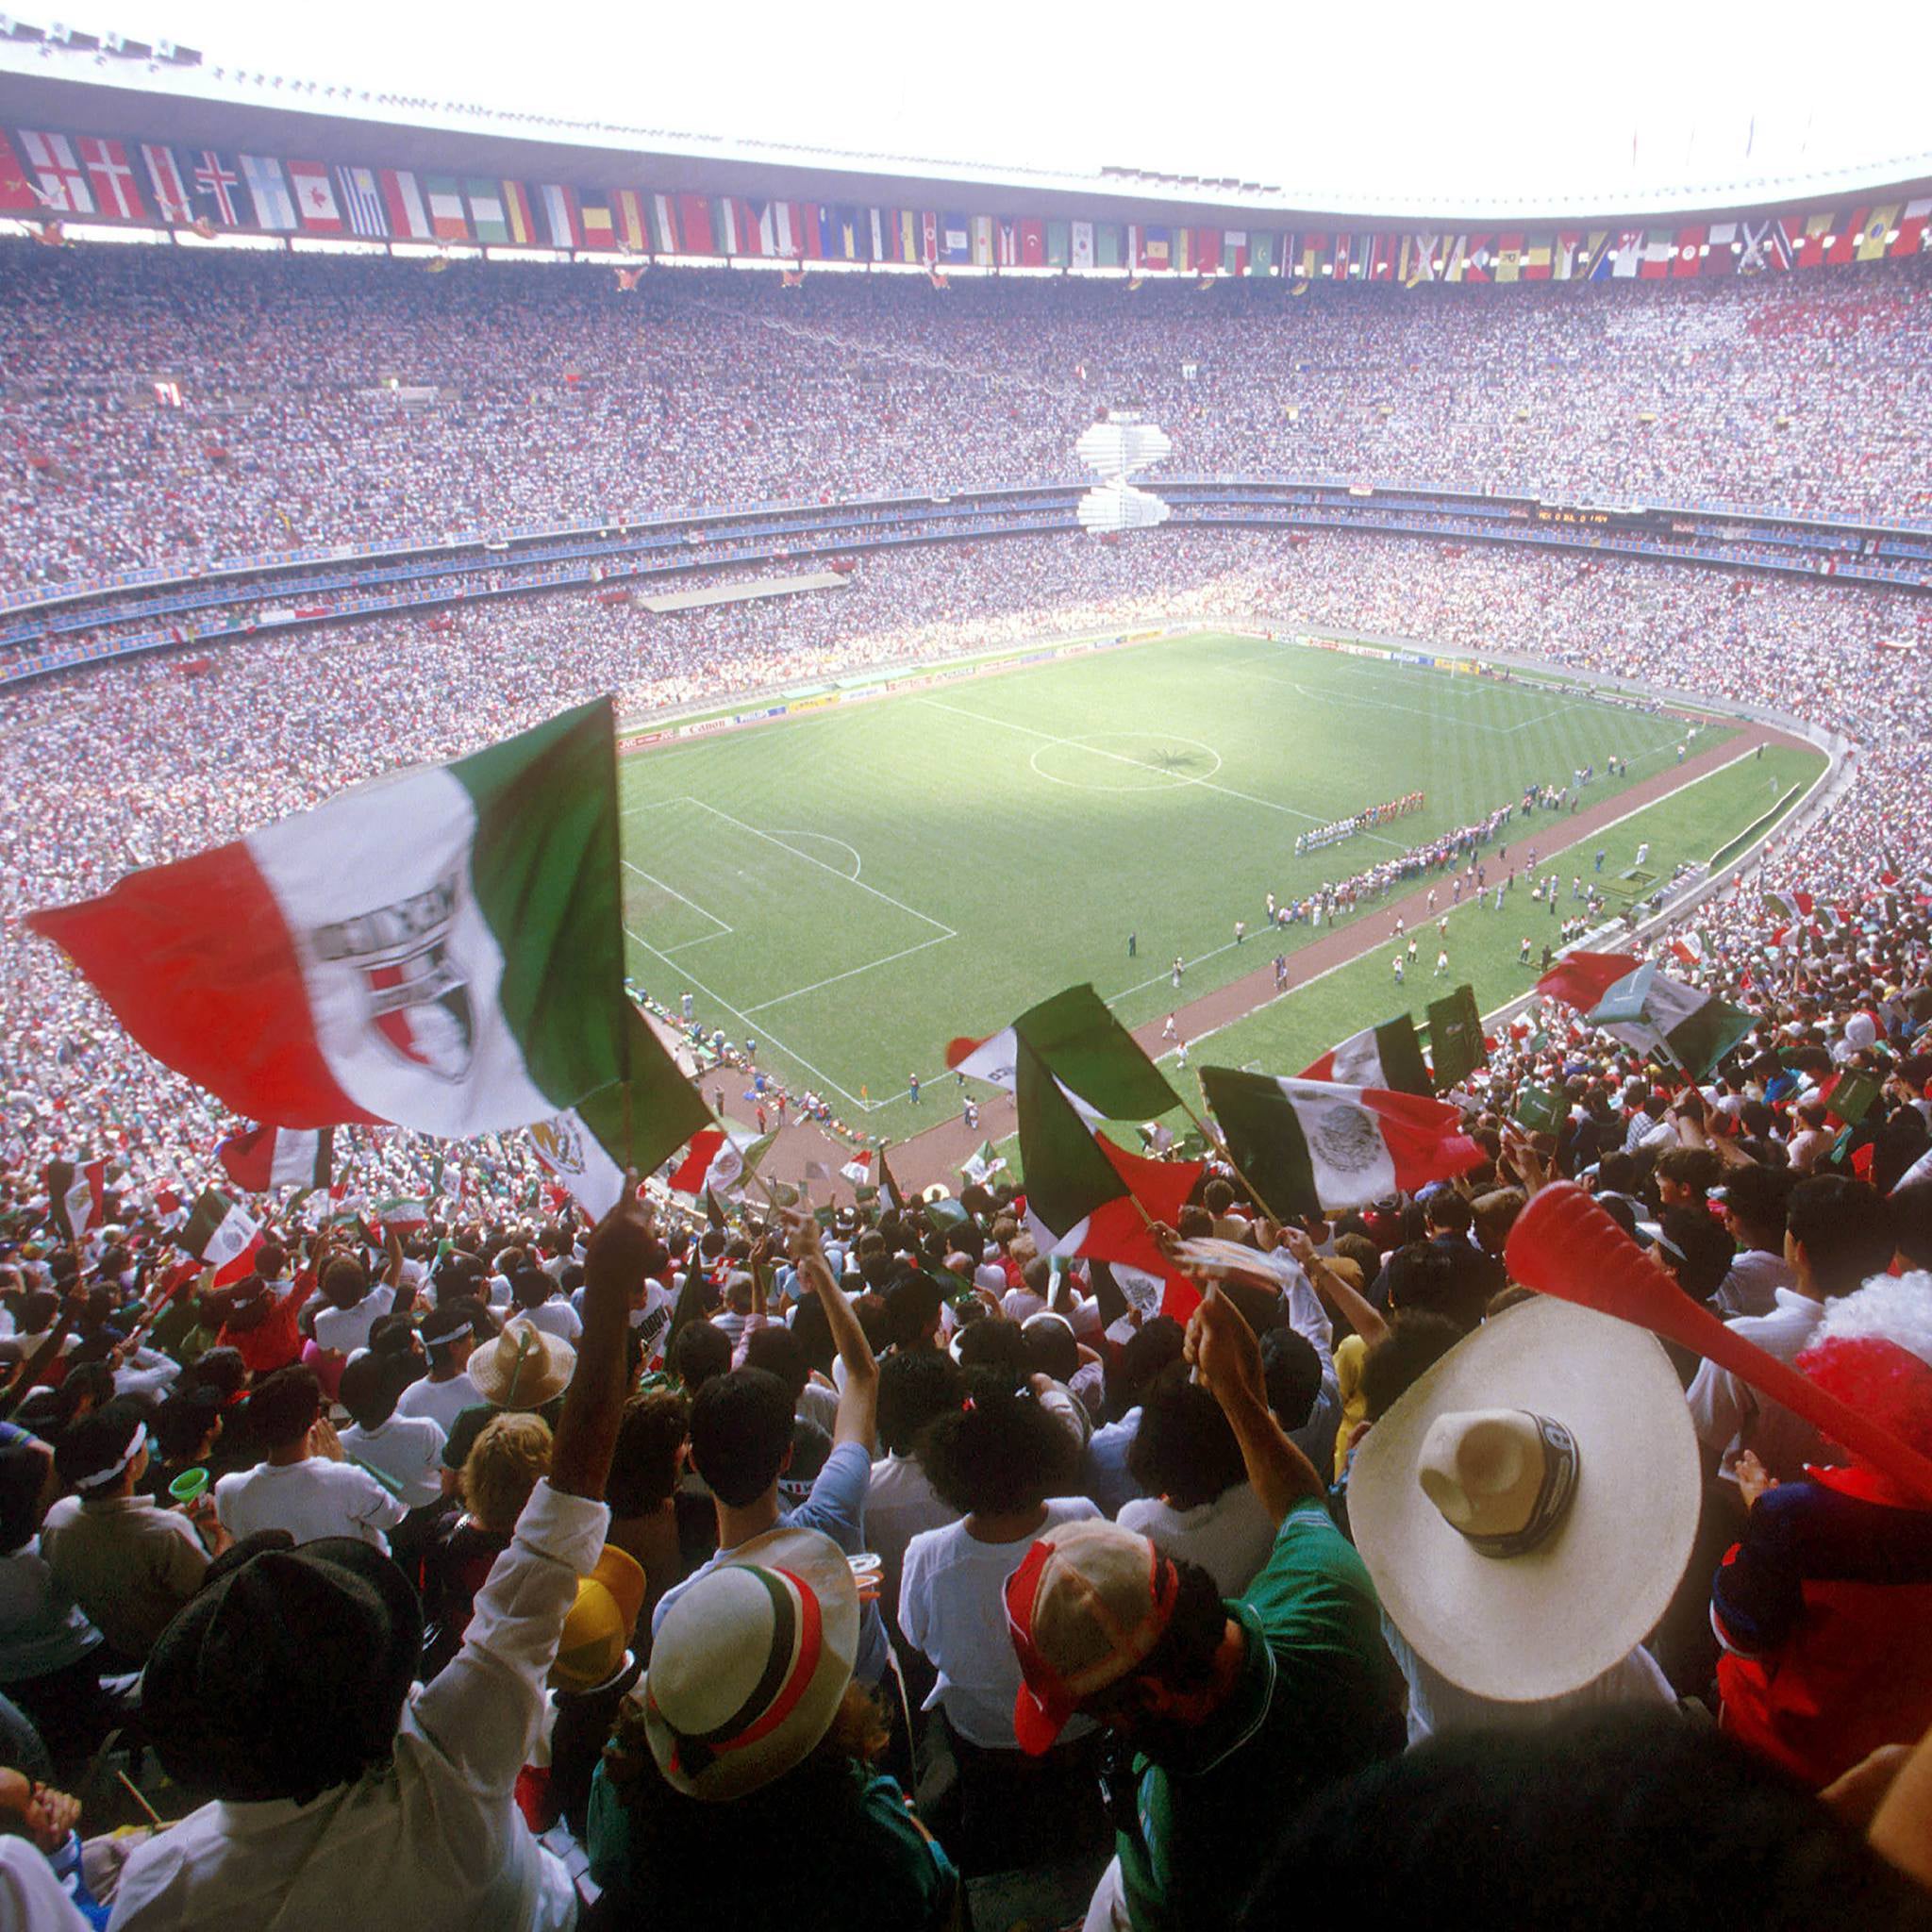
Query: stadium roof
3 17 1929 228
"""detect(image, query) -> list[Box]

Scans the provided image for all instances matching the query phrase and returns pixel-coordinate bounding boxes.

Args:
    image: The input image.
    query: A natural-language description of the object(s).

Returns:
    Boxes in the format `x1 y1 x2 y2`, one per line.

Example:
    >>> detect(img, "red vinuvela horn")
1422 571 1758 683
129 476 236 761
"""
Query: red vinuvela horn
1506 1182 1932 1506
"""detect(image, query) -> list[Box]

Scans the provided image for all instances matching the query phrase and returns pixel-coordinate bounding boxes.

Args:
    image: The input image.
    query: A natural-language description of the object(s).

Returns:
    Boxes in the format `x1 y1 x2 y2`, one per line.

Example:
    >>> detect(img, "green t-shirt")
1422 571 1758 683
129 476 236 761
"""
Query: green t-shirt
1118 1497 1404 1932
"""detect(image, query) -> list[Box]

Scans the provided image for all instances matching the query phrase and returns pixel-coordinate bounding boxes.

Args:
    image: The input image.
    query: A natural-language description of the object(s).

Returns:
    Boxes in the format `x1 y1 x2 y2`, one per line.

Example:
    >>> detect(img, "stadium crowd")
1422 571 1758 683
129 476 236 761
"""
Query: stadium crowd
2 241 1932 1931
2 248 1930 600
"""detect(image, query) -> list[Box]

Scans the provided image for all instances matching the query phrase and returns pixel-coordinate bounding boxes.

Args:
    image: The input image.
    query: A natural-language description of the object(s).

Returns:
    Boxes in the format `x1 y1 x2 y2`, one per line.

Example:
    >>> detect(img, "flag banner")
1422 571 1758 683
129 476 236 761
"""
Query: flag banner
877 1146 908 1215
335 165 388 237
1511 1086 1567 1136
1819 1070 1881 1126
1586 962 1752 1079
239 154 296 230
369 1195 429 1229
1668 931 1707 970
28 700 628 1141
840 1148 874 1188
531 1004 708 1215
924 1194 972 1236
287 159 342 232
180 1188 262 1285
1301 1015 1430 1094
948 983 1178 1120
43 1158 106 1241
668 1128 726 1195
216 1123 334 1192
77 137 143 219
1201 1067 1483 1219
962 1140 1008 1185
16 130 94 213
1533 951 1641 1011
1016 1037 1204 1294
1425 984 1485 1091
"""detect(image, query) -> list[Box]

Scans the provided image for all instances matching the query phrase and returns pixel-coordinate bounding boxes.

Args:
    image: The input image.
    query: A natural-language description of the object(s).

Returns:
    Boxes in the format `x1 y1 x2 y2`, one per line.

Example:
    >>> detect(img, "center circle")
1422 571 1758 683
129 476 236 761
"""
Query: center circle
1028 732 1224 793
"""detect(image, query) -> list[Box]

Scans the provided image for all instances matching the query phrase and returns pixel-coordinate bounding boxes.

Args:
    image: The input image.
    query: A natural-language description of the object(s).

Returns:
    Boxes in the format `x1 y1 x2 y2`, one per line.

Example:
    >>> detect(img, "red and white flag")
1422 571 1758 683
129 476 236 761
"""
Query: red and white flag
216 1124 335 1193
43 1158 107 1241
287 159 343 233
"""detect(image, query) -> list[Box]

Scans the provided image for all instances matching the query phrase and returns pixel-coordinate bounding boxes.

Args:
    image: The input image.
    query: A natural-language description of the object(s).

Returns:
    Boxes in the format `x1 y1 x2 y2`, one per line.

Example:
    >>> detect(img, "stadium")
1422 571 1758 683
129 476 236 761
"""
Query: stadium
0 10 1929 1930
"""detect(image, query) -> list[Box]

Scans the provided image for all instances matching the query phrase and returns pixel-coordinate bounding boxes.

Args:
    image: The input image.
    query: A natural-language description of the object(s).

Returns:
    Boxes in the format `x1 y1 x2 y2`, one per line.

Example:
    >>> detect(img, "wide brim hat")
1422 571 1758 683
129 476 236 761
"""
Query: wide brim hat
641 1524 858 1802
1348 1297 1699 1704
469 1316 575 1409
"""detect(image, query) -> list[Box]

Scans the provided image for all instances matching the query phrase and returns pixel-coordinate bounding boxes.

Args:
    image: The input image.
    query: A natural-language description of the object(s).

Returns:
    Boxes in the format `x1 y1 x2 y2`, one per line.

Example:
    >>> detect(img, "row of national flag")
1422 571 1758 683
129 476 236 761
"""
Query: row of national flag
3 125 1926 278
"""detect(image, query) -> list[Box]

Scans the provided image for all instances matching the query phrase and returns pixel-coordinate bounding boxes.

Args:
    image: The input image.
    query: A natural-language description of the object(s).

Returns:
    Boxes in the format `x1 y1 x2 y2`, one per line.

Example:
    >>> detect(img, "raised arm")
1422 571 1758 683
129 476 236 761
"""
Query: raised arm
786 1208 877 1451
550 1176 648 1498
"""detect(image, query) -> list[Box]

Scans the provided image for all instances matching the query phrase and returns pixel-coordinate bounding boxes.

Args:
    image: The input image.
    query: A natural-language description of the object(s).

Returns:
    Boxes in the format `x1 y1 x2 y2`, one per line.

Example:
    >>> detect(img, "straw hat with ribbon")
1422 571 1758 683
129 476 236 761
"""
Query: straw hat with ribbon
468 1316 575 1410
1347 1296 1700 1703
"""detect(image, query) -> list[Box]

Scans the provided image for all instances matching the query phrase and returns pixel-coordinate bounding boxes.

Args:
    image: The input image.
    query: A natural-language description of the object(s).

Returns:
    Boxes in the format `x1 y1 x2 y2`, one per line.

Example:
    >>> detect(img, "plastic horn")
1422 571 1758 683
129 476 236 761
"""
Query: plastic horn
1506 1181 1932 1506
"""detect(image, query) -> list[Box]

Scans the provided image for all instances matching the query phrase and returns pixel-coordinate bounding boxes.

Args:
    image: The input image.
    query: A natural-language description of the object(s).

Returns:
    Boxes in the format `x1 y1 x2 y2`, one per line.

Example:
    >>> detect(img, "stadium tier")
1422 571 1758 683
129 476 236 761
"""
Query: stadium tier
4 33 1932 1932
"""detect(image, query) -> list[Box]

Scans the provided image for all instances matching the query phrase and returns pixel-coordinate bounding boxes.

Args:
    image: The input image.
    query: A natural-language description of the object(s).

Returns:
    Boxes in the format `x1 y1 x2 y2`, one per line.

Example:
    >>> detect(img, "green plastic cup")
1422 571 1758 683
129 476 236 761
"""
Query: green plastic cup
169 1467 209 1506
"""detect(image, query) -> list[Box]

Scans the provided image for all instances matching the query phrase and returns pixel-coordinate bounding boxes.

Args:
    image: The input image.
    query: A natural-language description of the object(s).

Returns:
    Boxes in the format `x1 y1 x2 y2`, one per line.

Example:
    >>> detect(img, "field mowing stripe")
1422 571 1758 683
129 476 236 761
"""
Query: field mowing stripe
682 800 956 936
620 858 733 935
742 933 958 1015
913 695 1405 850
623 924 870 1111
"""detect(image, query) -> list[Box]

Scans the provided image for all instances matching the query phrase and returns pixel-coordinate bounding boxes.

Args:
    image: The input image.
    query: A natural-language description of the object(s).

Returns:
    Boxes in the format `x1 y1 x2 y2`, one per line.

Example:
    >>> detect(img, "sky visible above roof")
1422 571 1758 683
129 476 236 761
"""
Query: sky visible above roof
105 0 1932 210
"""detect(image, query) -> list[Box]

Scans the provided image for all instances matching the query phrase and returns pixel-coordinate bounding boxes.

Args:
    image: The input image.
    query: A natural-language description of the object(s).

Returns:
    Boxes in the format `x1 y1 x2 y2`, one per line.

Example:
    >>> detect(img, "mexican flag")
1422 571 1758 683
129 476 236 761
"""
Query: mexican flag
1534 951 1640 1012
530 1005 710 1216
368 1195 429 1230
948 983 1178 1121
43 1158 106 1242
27 701 630 1140
841 1149 874 1188
962 1140 1008 1186
1200 1067 1483 1218
667 1127 747 1201
1586 961 1752 1079
1668 931 1707 970
1016 1035 1206 1284
216 1124 334 1193
1300 1015 1430 1095
180 1188 263 1286
1425 985 1485 1092
877 1146 908 1215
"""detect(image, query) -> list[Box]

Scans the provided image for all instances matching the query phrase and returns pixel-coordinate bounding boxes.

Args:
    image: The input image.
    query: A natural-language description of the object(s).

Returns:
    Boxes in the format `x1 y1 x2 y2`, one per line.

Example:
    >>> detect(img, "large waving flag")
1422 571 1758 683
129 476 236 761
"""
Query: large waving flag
1016 1036 1205 1285
1533 950 1641 1012
1302 1014 1429 1094
529 1004 710 1216
180 1188 263 1286
1200 1067 1482 1220
216 1124 334 1193
1425 984 1485 1091
1585 962 1752 1079
28 701 630 1140
948 983 1179 1121
43 1158 106 1242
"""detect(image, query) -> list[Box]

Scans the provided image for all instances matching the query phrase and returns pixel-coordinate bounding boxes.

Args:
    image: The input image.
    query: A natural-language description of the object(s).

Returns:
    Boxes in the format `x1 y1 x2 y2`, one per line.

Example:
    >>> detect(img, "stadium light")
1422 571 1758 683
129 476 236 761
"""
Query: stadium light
486 245 568 265
54 222 169 246
291 235 386 257
174 228 282 252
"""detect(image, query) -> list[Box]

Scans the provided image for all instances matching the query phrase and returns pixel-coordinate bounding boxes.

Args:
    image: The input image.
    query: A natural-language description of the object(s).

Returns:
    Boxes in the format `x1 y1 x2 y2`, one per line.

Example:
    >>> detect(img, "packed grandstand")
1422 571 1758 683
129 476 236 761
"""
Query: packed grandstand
2 17 1931 1932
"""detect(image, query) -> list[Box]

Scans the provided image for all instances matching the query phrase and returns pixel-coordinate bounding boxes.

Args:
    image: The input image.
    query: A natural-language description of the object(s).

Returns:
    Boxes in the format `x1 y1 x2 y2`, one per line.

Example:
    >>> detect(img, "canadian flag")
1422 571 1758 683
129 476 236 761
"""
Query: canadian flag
286 159 342 233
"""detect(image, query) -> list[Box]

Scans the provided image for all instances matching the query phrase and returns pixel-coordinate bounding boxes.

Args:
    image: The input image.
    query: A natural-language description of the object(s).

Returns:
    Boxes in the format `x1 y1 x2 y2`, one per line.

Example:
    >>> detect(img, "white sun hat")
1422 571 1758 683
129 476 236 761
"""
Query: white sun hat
1348 1296 1699 1703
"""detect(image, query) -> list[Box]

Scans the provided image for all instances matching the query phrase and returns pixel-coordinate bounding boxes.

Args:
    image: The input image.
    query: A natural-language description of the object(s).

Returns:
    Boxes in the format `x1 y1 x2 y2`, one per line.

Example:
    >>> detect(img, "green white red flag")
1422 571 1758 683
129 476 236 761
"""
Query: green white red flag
43 1158 106 1242
1302 1015 1430 1094
1586 962 1752 1079
27 700 629 1139
1199 1067 1483 1218
216 1124 334 1193
179 1187 263 1286
1533 951 1641 1012
948 982 1178 1120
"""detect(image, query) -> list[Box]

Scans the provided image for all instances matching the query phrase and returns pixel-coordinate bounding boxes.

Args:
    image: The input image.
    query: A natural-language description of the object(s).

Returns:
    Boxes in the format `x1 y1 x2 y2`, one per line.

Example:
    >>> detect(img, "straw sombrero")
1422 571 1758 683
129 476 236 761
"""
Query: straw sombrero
1348 1297 1699 1703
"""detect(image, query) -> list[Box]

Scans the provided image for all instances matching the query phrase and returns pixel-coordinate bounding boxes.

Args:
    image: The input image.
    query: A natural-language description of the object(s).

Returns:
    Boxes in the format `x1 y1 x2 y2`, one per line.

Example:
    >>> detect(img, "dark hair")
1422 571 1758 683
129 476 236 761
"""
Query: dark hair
511 1267 555 1312
1718 1163 1793 1244
875 1349 967 1457
182 1347 248 1401
0 1440 49 1552
788 1296 835 1375
244 1366 324 1450
319 1255 371 1310
1022 1314 1080 1386
741 1324 808 1403
338 1353 403 1432
1359 1313 1465 1424
918 1380 1078 1516
1237 1713 1932 1932
1424 1191 1474 1236
1382 1241 1491 1336
605 1388 691 1517
155 1384 225 1462
882 1274 943 1351
53 1395 148 1491
955 1316 1027 1389
1658 1207 1737 1306
1655 1148 1722 1199
1786 1175 1895 1297
1259 1326 1324 1433
1128 1367 1248 1511
1105 1315 1187 1421
667 1316 733 1396
1894 1178 1932 1272
688 1368 796 1507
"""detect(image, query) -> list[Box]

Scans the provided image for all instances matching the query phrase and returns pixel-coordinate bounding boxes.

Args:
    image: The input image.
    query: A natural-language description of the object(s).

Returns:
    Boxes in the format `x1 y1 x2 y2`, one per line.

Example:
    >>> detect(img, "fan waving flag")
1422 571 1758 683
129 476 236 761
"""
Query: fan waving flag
1016 1036 1206 1282
1200 1067 1482 1219
180 1188 263 1286
1301 1015 1430 1094
43 1158 107 1242
1533 951 1641 1012
1586 962 1751 1079
877 1146 908 1215
1425 984 1485 1091
948 983 1179 1120
216 1124 334 1193
27 700 630 1139
840 1149 874 1188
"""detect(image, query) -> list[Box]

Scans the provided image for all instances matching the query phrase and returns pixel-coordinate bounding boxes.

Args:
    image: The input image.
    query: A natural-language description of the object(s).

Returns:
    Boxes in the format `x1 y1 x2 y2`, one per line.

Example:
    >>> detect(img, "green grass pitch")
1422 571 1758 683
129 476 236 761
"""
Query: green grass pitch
615 631 1824 1128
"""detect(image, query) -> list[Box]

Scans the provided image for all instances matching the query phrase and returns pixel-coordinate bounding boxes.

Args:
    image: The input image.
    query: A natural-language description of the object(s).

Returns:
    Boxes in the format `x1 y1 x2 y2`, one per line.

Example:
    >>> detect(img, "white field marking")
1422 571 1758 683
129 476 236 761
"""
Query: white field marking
914 695 1405 850
622 924 869 1111
620 858 733 937
1155 742 1774 1065
743 932 958 1015
622 795 690 814
680 799 957 936
659 930 732 954
766 828 864 880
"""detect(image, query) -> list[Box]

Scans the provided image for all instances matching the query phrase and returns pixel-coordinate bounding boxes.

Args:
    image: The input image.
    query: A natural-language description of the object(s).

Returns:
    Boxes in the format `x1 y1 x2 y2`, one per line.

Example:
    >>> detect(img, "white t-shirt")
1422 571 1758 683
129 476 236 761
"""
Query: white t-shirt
216 1457 408 1550
898 1497 1103 1748
313 1285 396 1358
520 1300 582 1344
395 1370 484 1438
340 1413 448 1509
1118 1484 1278 1598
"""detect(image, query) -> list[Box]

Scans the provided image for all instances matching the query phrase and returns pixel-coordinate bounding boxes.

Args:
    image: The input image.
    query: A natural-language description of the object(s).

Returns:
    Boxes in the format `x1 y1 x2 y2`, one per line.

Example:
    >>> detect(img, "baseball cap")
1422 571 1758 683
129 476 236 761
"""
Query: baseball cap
1003 1519 1179 1756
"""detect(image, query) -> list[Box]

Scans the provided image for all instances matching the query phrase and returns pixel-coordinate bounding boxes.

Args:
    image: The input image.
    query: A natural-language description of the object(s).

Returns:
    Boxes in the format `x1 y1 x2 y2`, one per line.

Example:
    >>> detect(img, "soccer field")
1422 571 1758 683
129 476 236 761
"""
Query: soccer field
615 629 1793 1124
